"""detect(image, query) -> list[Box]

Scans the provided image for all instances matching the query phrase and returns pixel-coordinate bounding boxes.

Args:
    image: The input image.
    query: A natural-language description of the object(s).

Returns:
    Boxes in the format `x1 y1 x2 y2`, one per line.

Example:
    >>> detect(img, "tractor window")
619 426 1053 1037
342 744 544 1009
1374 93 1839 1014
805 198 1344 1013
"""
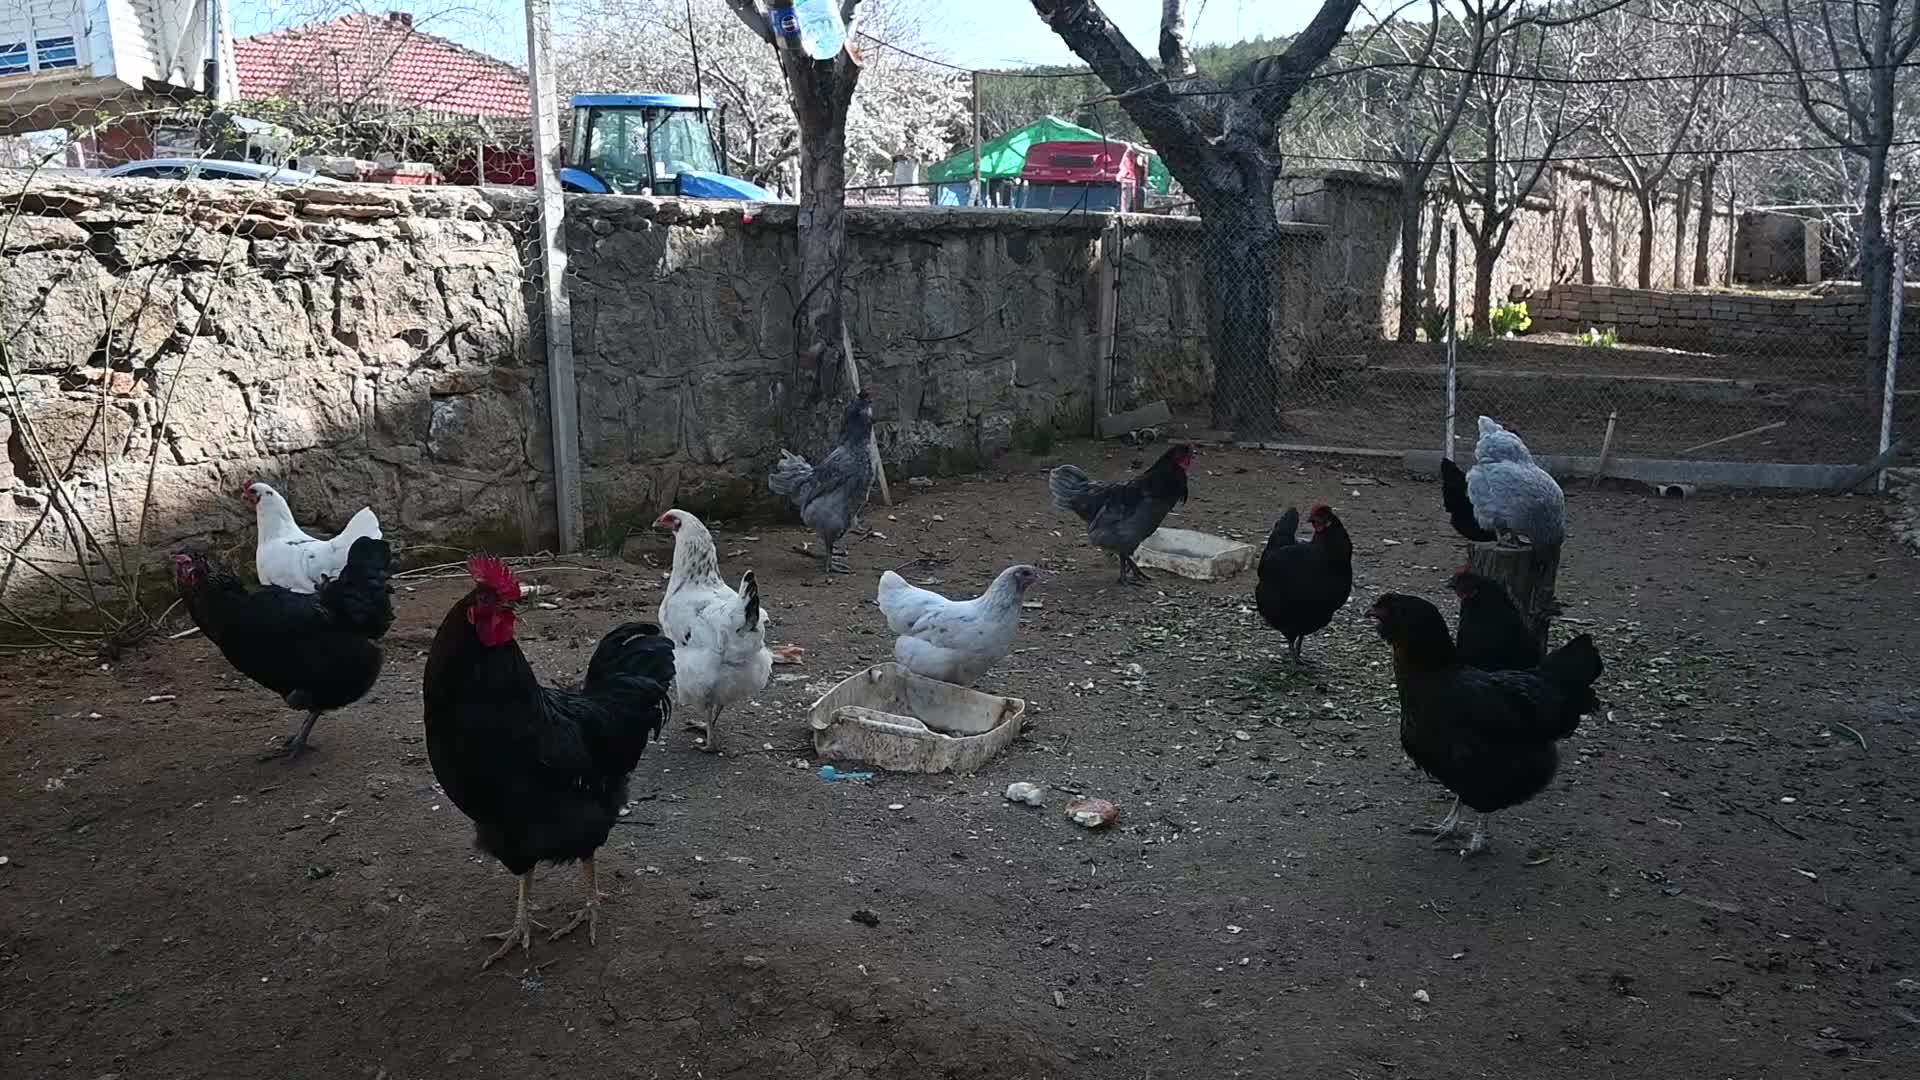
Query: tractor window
583 108 649 191
648 109 719 179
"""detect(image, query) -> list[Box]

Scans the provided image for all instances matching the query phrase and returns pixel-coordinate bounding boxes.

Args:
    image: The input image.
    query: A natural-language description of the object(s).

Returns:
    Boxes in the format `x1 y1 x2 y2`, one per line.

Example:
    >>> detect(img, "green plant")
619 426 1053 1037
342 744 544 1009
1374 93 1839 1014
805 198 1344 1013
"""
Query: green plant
1576 325 1619 348
1489 300 1532 337
1418 302 1453 343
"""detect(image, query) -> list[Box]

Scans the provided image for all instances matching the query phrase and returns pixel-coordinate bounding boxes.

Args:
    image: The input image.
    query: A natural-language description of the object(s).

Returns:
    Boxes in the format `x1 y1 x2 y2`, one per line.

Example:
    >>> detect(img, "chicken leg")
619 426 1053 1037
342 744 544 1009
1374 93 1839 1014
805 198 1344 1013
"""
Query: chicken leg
258 709 324 762
549 857 603 945
699 705 726 754
481 872 547 970
1460 814 1494 858
1410 797 1463 844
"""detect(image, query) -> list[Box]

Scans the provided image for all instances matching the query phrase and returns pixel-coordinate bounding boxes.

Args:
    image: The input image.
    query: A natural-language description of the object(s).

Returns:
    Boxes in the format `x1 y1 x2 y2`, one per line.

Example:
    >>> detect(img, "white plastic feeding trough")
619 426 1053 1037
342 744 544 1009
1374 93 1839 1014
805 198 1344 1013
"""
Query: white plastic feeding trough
808 663 1026 773
1132 526 1257 581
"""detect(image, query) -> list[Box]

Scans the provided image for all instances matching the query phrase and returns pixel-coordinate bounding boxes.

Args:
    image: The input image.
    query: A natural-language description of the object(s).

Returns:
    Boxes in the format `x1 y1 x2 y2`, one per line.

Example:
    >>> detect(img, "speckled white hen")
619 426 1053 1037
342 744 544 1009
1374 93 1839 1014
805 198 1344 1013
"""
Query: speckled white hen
655 509 772 755
876 564 1041 686
1466 416 1567 546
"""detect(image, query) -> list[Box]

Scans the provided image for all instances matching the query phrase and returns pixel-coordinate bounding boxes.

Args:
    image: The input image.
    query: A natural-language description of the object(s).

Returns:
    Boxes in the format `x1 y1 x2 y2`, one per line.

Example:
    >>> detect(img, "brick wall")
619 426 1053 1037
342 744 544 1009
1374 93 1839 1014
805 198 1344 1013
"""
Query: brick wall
1530 282 1920 351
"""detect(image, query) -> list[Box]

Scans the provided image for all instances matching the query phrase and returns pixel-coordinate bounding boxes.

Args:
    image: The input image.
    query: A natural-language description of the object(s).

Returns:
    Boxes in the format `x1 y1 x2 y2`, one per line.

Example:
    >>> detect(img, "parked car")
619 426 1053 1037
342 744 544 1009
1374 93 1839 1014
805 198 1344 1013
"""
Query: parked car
102 159 340 185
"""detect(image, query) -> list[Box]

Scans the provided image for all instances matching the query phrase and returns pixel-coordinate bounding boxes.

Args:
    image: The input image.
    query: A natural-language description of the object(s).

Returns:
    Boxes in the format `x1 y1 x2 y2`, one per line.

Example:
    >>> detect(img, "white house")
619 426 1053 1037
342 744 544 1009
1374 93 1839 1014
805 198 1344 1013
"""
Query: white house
0 0 235 136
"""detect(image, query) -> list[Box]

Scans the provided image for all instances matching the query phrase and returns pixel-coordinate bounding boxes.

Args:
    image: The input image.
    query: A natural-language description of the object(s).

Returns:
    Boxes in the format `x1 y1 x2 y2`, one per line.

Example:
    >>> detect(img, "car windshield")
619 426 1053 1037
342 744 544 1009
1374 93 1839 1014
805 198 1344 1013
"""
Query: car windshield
583 107 718 190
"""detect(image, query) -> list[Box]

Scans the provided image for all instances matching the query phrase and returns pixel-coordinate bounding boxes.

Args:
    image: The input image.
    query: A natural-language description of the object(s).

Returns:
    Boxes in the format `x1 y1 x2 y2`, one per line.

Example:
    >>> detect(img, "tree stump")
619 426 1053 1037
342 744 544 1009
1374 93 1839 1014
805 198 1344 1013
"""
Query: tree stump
1466 540 1563 651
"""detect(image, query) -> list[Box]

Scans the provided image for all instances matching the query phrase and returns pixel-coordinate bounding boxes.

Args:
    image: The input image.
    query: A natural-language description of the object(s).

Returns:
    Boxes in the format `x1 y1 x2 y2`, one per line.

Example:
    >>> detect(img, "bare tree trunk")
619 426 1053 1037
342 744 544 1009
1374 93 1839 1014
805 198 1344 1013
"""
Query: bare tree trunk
794 117 851 407
1671 176 1691 288
1576 196 1595 284
1471 242 1497 337
1693 159 1717 286
1861 146 1892 387
1397 182 1425 341
1203 201 1281 431
1634 187 1656 288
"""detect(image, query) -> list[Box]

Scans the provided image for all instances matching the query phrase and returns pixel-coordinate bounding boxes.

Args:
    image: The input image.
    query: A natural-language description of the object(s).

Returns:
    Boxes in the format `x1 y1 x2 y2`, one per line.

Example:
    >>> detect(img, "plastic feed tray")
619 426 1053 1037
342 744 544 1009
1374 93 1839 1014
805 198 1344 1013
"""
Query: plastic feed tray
1132 526 1257 581
808 663 1026 774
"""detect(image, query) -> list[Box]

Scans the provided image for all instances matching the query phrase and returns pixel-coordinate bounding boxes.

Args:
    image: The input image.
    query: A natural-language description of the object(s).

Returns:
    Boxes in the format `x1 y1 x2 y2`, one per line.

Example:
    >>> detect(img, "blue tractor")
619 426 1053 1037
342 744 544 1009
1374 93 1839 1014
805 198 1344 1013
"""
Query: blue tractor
561 93 775 200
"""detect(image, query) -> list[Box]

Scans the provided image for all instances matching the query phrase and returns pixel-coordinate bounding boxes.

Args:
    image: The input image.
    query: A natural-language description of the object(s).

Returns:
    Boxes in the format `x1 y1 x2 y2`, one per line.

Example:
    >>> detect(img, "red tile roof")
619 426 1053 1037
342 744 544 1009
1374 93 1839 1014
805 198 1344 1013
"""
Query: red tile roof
234 13 530 121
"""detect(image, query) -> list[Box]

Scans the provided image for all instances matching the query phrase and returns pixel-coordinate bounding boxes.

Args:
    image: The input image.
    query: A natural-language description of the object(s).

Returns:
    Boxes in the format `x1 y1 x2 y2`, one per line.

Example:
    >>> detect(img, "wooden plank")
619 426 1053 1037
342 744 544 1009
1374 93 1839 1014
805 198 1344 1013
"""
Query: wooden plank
1098 400 1170 439
838 318 891 506
1467 540 1562 651
1092 219 1117 436
523 0 582 552
1404 449 1905 491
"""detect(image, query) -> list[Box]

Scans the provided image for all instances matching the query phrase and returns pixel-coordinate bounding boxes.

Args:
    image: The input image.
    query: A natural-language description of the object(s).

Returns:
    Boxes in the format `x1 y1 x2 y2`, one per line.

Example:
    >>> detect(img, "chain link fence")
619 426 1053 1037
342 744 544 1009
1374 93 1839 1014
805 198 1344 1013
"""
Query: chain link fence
1126 192 1910 473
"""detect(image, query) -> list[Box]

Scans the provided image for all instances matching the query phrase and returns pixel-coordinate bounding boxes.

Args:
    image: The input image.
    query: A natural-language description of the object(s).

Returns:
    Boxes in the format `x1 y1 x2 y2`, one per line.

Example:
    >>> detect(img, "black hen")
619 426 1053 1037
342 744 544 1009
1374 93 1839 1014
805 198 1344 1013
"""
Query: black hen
1440 457 1497 542
1449 568 1542 671
170 535 392 760
424 555 675 970
1255 504 1353 662
1369 593 1601 857
768 392 876 575
1048 443 1194 585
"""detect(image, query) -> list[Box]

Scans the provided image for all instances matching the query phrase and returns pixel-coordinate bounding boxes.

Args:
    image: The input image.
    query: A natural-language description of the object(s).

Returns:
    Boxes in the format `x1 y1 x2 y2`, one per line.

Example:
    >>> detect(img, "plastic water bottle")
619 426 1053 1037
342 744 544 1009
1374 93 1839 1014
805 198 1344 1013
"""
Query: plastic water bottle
792 0 847 60
766 0 800 50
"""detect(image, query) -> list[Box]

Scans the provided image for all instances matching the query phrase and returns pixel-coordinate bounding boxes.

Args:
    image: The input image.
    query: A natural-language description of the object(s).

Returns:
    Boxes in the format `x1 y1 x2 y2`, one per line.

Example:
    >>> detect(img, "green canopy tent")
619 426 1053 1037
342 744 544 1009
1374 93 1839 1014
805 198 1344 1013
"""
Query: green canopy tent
926 115 1171 204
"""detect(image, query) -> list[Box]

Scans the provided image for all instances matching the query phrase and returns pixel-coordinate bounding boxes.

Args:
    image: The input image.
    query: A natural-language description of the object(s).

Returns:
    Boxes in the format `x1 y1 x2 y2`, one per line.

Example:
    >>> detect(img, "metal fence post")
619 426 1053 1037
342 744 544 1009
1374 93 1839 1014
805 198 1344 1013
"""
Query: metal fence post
1445 222 1459 461
524 0 584 552
1881 219 1904 494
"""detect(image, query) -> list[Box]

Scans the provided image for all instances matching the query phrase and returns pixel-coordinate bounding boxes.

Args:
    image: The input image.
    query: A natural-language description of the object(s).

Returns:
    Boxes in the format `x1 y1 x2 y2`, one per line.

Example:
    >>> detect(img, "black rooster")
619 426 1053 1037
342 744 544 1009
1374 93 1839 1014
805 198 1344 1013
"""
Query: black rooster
170 536 393 761
1449 568 1542 671
424 555 675 970
1048 443 1194 585
1369 593 1601 857
1255 504 1353 663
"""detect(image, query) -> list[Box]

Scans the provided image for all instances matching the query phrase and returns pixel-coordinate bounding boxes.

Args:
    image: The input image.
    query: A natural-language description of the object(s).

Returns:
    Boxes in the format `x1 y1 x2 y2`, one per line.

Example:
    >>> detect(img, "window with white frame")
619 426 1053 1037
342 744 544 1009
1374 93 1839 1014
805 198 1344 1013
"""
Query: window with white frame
0 3 83 78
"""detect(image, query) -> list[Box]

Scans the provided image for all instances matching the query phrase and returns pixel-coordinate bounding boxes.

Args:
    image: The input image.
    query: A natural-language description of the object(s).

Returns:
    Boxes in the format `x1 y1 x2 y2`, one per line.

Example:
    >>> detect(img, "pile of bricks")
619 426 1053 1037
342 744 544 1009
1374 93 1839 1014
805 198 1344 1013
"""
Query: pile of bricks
1529 283 1920 352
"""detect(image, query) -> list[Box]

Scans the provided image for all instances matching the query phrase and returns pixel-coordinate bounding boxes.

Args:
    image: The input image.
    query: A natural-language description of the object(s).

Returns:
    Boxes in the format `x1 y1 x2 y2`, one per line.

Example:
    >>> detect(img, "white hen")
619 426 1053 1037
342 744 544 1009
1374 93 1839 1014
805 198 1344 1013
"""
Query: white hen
244 480 383 594
655 509 773 755
876 564 1040 686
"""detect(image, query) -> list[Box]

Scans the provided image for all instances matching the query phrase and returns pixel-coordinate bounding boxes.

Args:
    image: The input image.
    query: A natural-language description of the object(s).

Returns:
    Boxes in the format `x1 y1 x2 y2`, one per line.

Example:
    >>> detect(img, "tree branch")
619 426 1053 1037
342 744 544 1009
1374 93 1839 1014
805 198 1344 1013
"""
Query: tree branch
1159 0 1197 76
723 0 775 44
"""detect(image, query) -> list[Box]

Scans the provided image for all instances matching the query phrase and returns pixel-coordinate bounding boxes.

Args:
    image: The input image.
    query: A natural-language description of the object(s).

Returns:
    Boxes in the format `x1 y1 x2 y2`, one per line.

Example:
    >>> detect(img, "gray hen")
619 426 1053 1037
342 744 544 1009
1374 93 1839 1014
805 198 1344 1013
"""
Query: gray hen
767 392 875 574
1466 416 1566 547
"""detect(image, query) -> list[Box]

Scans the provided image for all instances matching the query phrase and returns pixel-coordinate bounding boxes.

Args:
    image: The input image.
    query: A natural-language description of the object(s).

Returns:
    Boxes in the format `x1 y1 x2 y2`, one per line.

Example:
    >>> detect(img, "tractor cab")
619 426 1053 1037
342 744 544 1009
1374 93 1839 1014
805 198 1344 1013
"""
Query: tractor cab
562 93 774 200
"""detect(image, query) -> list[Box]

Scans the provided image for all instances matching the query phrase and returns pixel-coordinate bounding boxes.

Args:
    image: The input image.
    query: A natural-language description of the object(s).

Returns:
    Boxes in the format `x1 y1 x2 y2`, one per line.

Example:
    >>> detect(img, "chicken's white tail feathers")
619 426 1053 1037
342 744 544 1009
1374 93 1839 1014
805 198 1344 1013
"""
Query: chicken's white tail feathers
767 449 816 504
337 506 382 544
1047 464 1095 514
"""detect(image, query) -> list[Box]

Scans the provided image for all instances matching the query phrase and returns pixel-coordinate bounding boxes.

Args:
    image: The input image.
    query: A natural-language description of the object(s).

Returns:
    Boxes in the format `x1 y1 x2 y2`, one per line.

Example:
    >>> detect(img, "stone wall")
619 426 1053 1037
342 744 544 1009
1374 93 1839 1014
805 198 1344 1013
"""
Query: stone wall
1529 281 1920 352
2 174 1327 602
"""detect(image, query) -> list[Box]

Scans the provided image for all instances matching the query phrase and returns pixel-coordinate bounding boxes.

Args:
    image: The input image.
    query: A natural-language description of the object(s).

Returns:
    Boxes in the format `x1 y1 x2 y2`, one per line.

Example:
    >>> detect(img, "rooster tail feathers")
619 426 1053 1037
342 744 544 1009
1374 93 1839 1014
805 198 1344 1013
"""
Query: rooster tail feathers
584 621 677 733
1441 458 1497 542
767 449 816 504
1266 508 1301 549
1539 632 1603 733
738 570 762 633
321 536 395 638
1048 464 1099 521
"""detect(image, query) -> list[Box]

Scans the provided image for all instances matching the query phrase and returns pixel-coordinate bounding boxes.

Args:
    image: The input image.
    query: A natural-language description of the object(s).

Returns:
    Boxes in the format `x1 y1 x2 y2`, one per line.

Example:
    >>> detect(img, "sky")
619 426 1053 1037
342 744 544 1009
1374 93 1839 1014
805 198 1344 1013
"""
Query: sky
226 0 1337 72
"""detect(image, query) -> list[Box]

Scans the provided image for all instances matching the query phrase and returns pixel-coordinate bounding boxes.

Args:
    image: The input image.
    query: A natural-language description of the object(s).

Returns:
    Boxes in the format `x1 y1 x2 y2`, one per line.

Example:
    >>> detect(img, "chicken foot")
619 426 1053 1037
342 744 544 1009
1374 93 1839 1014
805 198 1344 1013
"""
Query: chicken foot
481 872 549 970
1114 553 1151 585
258 709 324 762
548 858 602 945
1409 797 1463 844
1460 815 1494 858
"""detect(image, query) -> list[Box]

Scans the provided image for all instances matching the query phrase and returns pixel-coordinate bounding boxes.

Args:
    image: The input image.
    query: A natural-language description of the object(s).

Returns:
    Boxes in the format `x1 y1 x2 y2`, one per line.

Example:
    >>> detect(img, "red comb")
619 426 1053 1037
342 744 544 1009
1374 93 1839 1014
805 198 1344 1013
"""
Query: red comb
1310 502 1329 514
466 554 522 601
1455 564 1472 574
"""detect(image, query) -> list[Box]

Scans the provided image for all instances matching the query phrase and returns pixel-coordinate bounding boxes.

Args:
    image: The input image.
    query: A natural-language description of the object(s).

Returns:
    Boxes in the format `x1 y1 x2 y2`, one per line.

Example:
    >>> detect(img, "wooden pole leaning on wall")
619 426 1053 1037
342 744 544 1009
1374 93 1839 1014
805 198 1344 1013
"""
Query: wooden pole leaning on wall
839 318 892 506
1466 540 1563 652
524 0 583 552
1092 217 1118 436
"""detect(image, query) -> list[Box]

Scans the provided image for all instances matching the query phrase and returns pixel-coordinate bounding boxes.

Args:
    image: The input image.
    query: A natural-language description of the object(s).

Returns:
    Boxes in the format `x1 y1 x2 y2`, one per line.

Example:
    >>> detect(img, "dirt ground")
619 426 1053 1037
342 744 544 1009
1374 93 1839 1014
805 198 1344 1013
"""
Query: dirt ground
3 443 1917 1080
